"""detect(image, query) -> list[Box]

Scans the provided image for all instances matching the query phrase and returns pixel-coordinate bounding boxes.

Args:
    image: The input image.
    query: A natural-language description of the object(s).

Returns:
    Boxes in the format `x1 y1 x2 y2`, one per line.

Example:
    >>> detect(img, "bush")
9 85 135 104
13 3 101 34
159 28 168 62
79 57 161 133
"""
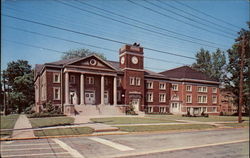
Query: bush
24 105 35 114
27 113 65 118
126 104 138 115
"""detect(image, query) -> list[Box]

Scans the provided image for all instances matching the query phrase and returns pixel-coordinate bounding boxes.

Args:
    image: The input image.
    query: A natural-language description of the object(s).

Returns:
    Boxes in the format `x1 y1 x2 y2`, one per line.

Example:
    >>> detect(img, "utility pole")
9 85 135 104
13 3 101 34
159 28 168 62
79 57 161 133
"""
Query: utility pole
3 71 7 115
237 34 247 123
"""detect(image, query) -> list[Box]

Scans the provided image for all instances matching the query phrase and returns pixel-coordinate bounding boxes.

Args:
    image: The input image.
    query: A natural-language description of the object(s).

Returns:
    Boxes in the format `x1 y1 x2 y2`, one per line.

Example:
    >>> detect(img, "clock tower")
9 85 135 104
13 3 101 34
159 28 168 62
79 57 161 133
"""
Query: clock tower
119 43 145 112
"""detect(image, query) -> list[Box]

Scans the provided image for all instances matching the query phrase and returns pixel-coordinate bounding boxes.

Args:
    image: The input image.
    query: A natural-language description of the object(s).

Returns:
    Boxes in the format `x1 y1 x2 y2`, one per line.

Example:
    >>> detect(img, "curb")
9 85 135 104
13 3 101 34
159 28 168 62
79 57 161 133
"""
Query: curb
0 126 247 141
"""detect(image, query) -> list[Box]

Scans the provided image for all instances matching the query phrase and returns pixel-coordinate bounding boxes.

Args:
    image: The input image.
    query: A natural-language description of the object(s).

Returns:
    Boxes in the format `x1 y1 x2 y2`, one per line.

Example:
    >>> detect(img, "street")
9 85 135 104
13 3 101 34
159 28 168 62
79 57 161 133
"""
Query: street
1 128 249 158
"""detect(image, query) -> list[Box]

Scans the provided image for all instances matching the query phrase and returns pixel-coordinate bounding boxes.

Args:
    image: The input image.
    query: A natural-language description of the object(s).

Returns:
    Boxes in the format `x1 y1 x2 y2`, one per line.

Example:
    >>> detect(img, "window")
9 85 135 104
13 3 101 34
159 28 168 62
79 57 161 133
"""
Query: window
117 91 121 102
172 84 178 91
211 107 217 112
198 95 207 103
159 82 166 90
159 93 166 102
212 87 217 93
117 77 122 87
148 107 153 113
172 103 178 108
129 77 135 85
53 87 60 100
197 86 207 92
146 92 153 102
186 85 192 91
86 77 94 84
105 78 109 85
70 75 75 84
186 95 192 103
159 107 166 113
212 95 217 104
203 107 207 112
135 77 141 86
53 73 60 83
146 81 153 89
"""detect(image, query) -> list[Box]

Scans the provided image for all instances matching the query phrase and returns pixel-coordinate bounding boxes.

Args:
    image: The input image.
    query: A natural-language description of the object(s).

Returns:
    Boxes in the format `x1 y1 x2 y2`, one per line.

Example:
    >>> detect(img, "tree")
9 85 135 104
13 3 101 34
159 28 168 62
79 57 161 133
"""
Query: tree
61 48 106 60
3 60 34 113
192 48 226 82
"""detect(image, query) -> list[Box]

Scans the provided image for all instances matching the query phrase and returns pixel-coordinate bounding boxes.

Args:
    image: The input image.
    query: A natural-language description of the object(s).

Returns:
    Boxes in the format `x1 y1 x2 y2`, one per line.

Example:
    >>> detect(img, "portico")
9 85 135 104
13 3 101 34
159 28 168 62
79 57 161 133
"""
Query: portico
64 71 118 107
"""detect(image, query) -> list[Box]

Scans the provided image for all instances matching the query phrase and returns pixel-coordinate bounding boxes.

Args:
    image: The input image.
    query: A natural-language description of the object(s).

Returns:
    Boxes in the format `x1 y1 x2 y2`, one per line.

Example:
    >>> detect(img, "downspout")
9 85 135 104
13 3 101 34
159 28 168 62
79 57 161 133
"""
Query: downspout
61 68 63 113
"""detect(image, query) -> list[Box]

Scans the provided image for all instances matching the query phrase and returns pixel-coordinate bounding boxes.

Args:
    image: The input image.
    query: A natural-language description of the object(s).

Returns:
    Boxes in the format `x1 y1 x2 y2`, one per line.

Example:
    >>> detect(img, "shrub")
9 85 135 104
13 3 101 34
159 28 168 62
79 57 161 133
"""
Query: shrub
126 104 138 115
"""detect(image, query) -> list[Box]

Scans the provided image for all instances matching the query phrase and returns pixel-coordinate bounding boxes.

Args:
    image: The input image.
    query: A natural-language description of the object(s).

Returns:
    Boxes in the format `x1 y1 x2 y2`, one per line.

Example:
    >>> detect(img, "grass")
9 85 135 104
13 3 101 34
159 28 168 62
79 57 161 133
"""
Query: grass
0 114 19 138
219 121 249 128
115 124 216 132
34 127 94 137
29 116 74 128
90 117 177 124
146 115 250 122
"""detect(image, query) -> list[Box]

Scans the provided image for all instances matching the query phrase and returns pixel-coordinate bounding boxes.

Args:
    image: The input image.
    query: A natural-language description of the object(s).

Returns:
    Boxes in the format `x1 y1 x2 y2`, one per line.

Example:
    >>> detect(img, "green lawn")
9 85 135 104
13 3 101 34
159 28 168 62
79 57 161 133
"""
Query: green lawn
0 114 19 137
34 127 94 137
116 124 216 132
29 116 74 128
219 121 249 128
90 117 177 124
146 115 250 122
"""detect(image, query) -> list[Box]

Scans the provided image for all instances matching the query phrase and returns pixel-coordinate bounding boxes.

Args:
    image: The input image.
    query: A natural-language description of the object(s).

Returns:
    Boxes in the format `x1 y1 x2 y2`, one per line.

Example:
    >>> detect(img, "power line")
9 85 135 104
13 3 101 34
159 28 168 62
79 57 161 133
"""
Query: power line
3 14 195 60
5 25 186 66
55 0 222 49
3 39 185 72
128 0 234 39
144 0 235 36
76 0 228 48
174 1 242 30
156 0 238 33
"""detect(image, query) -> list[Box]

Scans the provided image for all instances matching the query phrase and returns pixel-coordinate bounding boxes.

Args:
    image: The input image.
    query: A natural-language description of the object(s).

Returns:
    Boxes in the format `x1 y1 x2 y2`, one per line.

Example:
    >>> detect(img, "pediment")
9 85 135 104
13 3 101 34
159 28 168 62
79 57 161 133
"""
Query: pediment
66 55 116 71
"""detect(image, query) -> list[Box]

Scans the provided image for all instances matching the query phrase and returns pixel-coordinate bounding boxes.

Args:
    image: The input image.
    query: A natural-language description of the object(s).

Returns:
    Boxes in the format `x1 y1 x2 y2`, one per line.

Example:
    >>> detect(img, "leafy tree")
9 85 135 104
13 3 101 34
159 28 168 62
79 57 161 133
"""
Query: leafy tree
225 24 250 114
192 48 226 82
61 48 106 60
3 60 34 113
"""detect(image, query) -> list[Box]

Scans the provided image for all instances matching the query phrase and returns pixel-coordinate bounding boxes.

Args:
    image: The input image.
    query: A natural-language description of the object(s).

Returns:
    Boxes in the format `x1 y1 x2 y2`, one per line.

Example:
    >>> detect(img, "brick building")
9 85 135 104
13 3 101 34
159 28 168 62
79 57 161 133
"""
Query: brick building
34 44 220 115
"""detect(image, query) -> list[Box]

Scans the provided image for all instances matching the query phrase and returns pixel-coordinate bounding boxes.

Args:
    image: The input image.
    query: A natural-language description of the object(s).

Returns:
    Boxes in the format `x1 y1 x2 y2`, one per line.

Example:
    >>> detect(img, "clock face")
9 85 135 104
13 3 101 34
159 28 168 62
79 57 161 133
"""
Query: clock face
131 56 138 64
121 56 125 64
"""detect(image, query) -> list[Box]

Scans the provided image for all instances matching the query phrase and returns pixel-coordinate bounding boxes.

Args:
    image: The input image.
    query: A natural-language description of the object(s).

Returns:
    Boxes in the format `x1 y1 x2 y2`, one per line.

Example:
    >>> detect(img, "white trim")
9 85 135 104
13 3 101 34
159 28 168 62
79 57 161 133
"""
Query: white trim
146 92 153 102
159 82 166 90
119 51 144 57
121 68 145 72
172 84 178 91
186 85 192 92
146 81 154 89
53 72 60 83
159 93 166 103
186 94 192 103
53 87 61 100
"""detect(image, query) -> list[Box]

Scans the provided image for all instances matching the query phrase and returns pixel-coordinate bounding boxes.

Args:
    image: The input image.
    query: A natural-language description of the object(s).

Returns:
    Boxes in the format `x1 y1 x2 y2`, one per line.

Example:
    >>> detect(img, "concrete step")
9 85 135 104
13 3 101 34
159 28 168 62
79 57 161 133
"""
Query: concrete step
74 105 125 116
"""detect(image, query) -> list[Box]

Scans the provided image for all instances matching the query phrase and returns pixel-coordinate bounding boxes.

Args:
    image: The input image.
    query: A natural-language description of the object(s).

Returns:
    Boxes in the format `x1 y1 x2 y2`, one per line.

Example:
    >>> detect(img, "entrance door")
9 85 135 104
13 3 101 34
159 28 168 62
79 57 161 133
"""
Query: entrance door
171 102 180 114
85 91 95 105
131 99 140 112
70 91 77 105
104 91 109 105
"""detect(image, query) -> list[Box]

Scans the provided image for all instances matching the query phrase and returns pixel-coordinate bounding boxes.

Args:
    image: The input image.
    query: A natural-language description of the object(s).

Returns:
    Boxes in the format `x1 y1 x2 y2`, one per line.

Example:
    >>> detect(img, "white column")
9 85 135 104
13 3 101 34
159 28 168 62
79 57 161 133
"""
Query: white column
113 76 117 105
101 75 104 105
65 72 70 104
80 74 85 105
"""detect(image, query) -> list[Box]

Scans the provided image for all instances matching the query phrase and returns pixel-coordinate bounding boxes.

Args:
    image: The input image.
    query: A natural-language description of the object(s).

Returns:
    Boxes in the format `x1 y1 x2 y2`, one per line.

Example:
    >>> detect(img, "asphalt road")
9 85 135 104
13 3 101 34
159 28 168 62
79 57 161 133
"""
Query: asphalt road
0 128 249 158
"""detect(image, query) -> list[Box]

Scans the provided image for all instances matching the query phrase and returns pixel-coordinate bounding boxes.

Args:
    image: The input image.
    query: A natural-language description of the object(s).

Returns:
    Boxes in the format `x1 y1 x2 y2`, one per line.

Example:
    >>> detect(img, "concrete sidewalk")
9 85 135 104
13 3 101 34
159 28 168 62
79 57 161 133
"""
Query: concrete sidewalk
12 115 35 138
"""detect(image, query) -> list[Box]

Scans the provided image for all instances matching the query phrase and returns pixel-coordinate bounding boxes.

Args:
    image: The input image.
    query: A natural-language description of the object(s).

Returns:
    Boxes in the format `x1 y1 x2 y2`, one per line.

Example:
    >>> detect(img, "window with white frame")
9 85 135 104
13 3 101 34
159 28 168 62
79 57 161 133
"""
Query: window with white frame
186 85 192 91
148 107 153 113
211 107 217 112
159 107 166 113
129 77 135 85
146 81 153 89
212 87 217 93
198 95 207 103
53 87 60 100
86 77 94 84
53 73 60 83
159 93 166 102
212 95 217 104
135 77 141 86
172 84 178 91
203 107 207 112
159 82 166 90
186 95 192 103
197 86 207 92
146 92 153 102
70 75 75 84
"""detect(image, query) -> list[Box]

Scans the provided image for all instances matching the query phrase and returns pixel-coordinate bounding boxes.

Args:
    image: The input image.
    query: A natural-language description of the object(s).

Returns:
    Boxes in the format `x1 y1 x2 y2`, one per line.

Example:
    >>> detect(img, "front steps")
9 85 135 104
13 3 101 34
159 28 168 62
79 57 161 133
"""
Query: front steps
74 105 126 116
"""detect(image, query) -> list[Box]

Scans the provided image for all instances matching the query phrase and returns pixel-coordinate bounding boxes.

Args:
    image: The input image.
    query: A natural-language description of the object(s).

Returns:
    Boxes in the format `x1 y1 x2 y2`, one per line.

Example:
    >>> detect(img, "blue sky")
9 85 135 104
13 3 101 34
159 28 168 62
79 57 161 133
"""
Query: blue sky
1 0 249 72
